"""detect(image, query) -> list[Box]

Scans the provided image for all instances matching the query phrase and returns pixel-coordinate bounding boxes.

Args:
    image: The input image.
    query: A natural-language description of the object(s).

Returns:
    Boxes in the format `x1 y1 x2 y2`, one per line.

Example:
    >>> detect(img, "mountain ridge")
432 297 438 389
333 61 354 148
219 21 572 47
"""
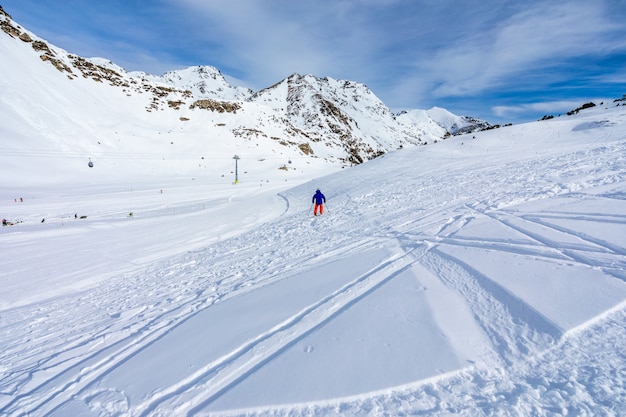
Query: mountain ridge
1 6 490 182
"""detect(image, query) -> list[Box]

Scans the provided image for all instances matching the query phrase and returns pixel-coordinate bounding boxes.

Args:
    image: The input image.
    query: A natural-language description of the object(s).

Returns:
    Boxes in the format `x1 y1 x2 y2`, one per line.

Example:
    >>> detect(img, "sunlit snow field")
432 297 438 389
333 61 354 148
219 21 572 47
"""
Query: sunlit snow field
2 105 626 416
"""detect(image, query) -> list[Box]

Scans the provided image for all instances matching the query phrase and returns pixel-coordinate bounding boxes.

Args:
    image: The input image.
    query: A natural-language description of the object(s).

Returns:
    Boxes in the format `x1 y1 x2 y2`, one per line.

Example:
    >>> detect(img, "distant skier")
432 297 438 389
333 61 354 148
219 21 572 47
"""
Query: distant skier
312 189 326 216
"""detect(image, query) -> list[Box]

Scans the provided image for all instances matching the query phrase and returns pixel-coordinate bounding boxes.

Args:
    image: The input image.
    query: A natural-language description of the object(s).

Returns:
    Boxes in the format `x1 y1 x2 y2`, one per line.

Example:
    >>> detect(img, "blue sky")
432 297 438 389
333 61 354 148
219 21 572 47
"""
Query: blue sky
3 0 626 124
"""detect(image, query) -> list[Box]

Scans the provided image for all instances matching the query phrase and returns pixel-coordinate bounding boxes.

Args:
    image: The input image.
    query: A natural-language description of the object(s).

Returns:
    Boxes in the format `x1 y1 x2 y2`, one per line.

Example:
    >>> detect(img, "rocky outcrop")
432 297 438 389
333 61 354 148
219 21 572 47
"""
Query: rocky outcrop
190 99 241 113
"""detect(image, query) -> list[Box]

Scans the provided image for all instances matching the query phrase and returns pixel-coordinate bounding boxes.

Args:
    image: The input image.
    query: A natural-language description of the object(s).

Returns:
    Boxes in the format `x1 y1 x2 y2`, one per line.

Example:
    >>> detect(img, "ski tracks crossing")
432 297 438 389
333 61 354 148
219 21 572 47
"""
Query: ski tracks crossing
134 247 427 416
3 135 626 415
0 191 433 416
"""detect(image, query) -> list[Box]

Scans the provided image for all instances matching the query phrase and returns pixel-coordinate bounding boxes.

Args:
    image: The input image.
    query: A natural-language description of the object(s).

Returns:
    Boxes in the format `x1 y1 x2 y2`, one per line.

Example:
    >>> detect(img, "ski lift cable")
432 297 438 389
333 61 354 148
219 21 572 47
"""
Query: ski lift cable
0 147 311 161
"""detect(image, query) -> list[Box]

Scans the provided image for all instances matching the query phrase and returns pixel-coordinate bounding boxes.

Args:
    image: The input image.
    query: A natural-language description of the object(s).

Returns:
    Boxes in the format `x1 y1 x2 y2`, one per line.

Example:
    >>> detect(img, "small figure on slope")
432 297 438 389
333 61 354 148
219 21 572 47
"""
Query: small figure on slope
312 189 326 216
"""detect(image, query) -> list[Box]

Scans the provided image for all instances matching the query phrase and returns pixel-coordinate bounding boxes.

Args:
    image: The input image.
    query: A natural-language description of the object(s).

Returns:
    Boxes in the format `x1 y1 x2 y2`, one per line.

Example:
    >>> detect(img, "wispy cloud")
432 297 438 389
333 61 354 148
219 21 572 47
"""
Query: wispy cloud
412 2 624 97
3 0 625 123
492 100 592 118
171 0 400 85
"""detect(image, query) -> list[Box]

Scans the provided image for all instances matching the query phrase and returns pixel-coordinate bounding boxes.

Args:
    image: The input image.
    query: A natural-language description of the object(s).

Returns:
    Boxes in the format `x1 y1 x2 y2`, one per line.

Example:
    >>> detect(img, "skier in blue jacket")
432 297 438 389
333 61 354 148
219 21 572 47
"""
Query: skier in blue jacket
312 189 326 216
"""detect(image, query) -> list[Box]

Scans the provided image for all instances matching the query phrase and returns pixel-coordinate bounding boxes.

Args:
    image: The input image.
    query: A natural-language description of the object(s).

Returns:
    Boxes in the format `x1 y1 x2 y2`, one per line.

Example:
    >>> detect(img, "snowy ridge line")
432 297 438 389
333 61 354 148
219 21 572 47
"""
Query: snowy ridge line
419 247 557 367
433 248 563 338
206 366 477 417
562 298 626 340
1 293 219 417
130 249 425 416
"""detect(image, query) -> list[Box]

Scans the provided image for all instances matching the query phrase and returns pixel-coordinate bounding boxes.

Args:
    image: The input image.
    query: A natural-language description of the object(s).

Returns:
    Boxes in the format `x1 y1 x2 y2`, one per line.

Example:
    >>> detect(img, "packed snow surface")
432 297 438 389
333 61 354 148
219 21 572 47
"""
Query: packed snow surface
1 105 626 416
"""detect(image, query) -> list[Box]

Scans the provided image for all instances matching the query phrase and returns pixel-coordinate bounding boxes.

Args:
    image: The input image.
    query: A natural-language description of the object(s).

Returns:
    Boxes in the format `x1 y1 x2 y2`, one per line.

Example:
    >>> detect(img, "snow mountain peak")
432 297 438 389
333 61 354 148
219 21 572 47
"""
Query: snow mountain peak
144 65 253 101
1 6 491 183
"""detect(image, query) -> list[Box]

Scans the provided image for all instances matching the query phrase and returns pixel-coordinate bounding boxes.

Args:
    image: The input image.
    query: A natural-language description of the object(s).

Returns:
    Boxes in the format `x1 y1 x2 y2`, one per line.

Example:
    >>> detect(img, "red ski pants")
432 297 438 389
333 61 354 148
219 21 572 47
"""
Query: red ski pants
314 204 324 215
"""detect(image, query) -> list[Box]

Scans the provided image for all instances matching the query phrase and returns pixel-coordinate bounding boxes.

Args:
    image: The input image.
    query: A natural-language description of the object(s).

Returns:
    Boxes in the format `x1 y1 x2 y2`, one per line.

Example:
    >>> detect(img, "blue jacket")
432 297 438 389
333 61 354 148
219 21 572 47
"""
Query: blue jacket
312 190 326 205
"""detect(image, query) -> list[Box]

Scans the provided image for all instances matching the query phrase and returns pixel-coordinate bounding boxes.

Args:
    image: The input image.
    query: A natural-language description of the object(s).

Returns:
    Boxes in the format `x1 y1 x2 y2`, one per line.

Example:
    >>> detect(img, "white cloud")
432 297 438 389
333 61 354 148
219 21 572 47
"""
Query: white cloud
409 2 624 98
171 0 416 88
171 0 362 86
492 98 612 118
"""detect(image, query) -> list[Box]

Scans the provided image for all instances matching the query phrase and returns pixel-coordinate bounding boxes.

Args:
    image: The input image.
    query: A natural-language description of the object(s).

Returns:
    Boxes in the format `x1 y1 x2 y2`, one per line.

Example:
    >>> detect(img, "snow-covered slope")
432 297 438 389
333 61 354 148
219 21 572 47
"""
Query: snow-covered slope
2 5 626 416
397 106 493 135
2 97 626 416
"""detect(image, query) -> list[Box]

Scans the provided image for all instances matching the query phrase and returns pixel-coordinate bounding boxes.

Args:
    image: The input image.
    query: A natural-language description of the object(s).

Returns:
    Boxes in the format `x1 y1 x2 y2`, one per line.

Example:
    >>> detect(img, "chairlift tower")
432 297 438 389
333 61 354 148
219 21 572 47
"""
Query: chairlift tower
233 155 240 184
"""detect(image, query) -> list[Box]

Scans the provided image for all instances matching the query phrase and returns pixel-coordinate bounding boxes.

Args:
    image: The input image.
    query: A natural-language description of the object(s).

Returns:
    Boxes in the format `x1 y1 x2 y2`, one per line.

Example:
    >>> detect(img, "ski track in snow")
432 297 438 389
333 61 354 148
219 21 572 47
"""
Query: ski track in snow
2 114 626 416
